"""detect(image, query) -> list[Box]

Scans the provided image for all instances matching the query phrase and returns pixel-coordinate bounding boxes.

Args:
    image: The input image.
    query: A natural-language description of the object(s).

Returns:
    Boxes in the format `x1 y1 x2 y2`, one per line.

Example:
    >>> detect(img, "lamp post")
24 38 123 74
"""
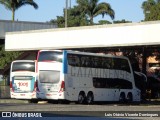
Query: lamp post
65 0 68 28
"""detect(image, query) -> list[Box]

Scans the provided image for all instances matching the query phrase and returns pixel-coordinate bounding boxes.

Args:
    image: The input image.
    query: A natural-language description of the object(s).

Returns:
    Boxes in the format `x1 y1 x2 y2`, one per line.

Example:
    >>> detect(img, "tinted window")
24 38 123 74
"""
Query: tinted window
93 78 133 89
12 62 35 72
39 70 60 83
67 54 130 72
67 54 113 68
38 51 62 62
113 58 131 73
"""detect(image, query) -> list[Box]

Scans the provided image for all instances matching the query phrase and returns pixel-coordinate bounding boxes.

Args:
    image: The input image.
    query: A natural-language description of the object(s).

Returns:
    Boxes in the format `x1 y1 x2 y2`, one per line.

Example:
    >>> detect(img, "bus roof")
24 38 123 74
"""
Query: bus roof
12 60 36 63
38 50 129 60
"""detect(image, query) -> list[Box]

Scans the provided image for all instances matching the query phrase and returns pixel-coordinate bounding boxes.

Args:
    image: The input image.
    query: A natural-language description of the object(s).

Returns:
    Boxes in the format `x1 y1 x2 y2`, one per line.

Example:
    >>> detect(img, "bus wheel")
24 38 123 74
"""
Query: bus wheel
119 93 125 103
78 92 85 104
86 92 94 104
127 93 133 103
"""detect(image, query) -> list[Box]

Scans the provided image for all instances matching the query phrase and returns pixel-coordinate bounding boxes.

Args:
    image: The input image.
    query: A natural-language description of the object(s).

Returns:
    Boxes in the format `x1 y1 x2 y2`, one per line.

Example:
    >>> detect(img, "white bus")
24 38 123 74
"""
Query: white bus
37 50 141 104
10 60 38 103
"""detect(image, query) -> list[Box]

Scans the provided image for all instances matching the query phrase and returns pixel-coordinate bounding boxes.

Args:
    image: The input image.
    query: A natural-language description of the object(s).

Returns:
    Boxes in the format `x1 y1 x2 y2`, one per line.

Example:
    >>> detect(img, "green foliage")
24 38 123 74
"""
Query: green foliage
0 79 6 85
98 20 112 25
67 6 88 27
50 16 65 28
142 0 160 21
50 6 88 28
0 45 22 69
113 19 132 24
76 0 115 25
50 0 115 27
0 0 38 21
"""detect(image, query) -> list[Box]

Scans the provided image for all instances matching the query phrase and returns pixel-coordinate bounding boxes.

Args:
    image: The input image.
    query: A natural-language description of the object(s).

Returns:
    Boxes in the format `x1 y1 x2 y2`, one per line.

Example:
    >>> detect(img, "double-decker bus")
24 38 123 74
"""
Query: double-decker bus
10 60 38 103
37 50 141 104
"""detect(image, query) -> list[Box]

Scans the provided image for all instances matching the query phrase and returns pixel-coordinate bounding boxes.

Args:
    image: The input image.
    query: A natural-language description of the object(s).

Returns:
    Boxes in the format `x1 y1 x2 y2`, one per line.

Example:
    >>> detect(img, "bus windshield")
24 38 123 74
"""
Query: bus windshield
38 51 63 62
12 62 35 72
39 70 60 83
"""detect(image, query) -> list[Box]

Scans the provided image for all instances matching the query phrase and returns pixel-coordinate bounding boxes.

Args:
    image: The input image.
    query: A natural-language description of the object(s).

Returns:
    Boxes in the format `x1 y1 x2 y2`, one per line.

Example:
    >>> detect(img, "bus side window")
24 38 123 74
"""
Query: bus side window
113 58 131 73
105 58 113 69
82 56 90 67
81 56 85 67
68 54 80 67
105 82 109 88
75 55 80 67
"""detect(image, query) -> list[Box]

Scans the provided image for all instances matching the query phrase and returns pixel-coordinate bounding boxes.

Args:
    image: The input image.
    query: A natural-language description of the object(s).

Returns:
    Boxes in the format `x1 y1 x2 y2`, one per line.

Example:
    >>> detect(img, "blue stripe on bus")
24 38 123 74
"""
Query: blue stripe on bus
63 50 68 74
12 77 15 90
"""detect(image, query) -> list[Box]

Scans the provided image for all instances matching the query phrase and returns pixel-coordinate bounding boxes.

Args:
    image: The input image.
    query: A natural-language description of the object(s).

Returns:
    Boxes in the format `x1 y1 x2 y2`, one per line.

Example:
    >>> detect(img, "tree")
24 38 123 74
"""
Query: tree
0 0 38 21
50 6 88 27
76 0 115 25
98 20 112 25
0 45 22 69
142 0 156 12
113 19 132 24
142 0 160 21
67 6 88 27
50 16 65 28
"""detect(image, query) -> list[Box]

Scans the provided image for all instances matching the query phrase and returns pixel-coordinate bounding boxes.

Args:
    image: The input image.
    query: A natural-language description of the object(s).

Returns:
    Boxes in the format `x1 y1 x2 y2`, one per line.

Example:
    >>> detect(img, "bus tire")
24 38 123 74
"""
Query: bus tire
78 92 85 104
86 92 94 104
119 93 125 103
126 93 133 103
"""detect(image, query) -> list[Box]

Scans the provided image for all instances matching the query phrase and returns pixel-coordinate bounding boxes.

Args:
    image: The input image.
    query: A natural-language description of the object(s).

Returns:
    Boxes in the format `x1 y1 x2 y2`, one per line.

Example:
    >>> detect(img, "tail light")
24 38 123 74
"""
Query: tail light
10 81 14 92
34 80 40 92
60 81 65 92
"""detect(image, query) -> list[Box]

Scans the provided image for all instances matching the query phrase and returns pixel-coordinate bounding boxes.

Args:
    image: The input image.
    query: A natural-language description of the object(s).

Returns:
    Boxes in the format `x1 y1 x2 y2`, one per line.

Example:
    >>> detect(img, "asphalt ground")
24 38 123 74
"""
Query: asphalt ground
0 98 160 105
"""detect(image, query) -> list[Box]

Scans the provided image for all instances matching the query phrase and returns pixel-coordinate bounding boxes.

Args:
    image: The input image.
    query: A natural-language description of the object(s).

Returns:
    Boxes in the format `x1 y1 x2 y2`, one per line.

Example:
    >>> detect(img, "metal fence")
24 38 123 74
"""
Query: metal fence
0 78 10 98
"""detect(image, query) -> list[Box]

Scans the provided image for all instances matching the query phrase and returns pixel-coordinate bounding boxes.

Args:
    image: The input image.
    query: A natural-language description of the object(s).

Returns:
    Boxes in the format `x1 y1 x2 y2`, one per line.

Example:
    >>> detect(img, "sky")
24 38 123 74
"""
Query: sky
0 0 146 23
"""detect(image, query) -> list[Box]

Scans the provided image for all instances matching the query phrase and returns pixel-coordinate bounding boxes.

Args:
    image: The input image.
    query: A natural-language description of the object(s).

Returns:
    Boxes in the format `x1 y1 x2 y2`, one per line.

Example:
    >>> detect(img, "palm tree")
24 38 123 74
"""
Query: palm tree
76 0 115 25
0 0 38 21
142 0 160 21
142 0 156 13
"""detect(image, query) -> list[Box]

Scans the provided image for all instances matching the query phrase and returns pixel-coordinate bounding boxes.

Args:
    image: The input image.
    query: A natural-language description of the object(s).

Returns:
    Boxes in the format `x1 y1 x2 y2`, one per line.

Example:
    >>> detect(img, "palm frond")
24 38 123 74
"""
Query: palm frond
142 0 156 10
0 0 38 21
76 0 115 24
15 0 38 10
94 2 115 19
0 0 12 10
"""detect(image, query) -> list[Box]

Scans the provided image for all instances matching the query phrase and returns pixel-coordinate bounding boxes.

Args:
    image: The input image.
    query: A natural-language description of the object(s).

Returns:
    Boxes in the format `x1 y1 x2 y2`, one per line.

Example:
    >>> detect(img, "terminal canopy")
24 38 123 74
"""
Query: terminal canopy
5 21 160 51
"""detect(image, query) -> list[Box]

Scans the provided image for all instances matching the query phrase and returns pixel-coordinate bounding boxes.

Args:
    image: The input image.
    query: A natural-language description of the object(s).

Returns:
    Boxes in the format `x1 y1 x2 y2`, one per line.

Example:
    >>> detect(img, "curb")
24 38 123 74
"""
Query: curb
0 99 48 104
0 99 29 104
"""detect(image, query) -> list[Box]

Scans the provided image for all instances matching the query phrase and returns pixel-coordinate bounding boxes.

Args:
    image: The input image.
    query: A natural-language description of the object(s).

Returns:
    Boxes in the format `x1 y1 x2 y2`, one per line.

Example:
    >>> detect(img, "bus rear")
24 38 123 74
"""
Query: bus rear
10 60 37 102
37 50 65 100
